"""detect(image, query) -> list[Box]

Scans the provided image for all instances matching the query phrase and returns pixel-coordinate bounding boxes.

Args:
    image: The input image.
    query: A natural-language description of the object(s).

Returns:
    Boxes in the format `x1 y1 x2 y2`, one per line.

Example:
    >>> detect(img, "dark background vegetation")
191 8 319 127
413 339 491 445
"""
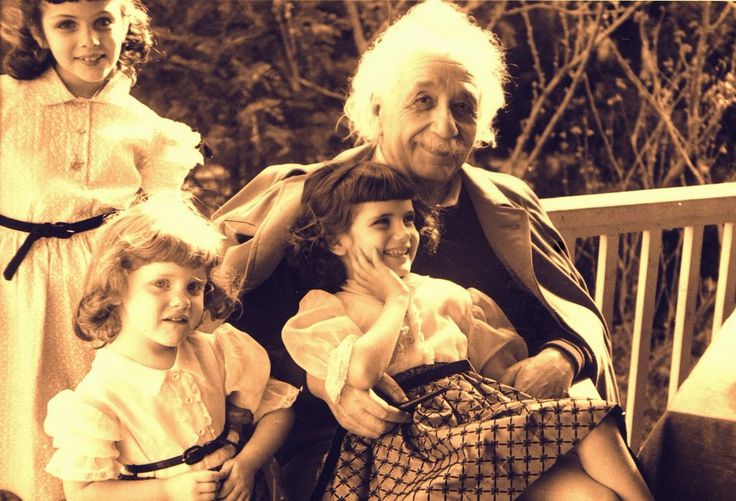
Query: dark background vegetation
3 0 735 439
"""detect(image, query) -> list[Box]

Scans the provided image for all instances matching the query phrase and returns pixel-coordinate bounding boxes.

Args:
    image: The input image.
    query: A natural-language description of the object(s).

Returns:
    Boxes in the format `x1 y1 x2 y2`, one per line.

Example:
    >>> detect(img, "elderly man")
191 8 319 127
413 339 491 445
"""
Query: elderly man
214 1 618 496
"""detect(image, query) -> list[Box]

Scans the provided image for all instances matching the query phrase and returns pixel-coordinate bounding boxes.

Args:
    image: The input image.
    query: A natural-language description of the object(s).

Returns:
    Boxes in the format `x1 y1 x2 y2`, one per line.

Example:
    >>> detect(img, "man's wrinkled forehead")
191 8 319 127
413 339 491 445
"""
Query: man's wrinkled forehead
388 53 479 99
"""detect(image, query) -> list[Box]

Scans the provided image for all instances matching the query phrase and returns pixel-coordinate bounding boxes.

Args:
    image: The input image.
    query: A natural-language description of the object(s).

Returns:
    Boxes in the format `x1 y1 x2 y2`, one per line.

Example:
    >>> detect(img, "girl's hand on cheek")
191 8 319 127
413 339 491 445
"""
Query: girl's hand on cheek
216 456 256 501
351 248 408 303
165 469 224 501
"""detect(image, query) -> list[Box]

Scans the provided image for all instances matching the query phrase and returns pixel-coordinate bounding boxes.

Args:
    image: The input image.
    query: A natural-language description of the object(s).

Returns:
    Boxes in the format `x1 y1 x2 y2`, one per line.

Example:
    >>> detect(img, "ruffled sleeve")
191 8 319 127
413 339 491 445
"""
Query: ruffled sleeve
140 117 203 193
253 378 299 423
44 390 121 481
282 290 364 404
211 324 298 422
466 288 529 380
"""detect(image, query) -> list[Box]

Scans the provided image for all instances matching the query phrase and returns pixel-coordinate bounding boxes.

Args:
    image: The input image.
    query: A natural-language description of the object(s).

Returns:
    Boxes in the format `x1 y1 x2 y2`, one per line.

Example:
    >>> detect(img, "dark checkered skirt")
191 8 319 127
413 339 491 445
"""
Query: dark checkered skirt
313 360 620 500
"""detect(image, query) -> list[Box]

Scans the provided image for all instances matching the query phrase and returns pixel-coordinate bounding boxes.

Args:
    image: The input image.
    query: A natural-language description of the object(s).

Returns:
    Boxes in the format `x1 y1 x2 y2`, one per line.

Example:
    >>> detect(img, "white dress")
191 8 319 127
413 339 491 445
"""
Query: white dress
0 67 202 500
44 324 298 481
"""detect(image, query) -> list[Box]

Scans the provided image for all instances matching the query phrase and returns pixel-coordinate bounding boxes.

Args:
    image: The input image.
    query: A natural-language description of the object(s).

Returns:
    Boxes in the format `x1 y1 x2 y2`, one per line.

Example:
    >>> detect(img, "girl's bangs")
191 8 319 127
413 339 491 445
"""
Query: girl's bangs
127 233 219 271
348 167 415 205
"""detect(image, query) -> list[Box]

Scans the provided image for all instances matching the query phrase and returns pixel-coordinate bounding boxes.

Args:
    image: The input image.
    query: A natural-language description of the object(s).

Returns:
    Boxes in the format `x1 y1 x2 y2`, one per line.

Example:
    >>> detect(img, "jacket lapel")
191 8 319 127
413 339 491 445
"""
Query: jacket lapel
461 166 541 299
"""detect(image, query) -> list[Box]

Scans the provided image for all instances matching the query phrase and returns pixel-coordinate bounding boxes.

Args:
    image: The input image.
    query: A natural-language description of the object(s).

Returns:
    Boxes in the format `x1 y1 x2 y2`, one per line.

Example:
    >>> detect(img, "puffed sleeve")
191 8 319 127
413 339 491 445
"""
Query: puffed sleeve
140 117 203 193
466 288 529 380
44 390 121 481
282 290 364 404
212 324 299 422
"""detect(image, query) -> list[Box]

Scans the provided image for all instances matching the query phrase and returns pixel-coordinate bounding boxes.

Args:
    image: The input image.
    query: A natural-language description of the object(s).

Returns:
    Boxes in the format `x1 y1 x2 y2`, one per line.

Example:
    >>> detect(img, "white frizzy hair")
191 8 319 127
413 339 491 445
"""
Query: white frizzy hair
344 0 508 148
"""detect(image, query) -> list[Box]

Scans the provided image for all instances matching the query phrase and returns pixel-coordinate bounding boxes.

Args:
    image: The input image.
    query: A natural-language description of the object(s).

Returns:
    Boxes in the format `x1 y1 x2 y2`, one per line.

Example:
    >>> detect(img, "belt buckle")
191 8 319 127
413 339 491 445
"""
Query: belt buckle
43 222 76 239
183 444 206 465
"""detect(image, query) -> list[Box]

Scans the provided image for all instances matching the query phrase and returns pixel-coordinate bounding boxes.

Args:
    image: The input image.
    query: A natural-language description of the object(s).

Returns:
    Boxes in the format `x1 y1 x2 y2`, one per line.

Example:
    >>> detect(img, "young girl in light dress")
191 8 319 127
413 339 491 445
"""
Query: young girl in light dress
43 192 298 501
283 161 653 500
0 1 203 497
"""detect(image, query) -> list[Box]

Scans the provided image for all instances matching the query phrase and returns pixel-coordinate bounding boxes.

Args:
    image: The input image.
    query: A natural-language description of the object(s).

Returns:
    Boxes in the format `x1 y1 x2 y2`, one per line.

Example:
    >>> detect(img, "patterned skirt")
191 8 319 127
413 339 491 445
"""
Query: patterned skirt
314 360 619 500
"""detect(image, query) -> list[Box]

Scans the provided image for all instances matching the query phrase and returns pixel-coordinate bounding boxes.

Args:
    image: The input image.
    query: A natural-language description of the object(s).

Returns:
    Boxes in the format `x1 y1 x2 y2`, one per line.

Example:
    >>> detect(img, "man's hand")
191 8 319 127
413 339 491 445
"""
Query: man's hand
315 374 410 439
500 347 575 398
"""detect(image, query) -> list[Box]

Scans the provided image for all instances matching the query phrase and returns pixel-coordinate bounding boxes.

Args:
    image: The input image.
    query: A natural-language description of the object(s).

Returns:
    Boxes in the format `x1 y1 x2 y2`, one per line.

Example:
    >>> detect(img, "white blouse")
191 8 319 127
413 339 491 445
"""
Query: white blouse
283 273 527 404
44 324 299 481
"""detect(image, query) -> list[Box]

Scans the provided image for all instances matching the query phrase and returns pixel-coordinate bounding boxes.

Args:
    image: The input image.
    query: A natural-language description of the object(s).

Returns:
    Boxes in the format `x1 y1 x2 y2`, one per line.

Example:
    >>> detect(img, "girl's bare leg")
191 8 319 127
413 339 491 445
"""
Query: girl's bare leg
575 415 654 501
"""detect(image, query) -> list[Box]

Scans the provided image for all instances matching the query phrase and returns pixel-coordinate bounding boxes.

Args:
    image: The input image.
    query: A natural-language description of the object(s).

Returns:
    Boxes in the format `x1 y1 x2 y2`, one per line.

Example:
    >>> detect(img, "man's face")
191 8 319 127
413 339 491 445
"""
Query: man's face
376 55 479 186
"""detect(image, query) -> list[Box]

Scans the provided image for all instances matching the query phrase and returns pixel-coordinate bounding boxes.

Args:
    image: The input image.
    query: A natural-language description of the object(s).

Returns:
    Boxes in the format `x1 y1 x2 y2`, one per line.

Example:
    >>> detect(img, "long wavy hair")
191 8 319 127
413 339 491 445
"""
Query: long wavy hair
75 191 236 346
288 161 440 293
0 0 154 82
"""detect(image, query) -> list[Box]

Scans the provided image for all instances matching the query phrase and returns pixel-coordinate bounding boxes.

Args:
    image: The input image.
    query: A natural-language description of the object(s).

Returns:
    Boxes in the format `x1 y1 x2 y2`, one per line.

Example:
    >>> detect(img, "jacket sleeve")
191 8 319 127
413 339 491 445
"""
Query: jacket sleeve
489 173 604 381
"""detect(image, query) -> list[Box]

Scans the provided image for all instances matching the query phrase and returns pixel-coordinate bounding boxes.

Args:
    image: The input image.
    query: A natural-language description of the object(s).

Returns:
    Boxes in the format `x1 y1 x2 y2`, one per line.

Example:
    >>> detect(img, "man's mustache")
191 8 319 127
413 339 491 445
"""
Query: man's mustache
416 133 468 157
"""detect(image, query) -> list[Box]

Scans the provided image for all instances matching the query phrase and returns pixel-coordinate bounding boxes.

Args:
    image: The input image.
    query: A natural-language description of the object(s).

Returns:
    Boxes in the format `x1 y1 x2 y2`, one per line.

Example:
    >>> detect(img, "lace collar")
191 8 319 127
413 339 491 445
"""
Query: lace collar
32 66 132 106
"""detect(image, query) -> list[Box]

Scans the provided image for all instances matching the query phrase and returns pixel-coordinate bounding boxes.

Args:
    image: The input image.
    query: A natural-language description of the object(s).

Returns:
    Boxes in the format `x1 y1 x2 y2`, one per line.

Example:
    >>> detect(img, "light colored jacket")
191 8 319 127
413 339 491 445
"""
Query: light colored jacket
212 146 619 402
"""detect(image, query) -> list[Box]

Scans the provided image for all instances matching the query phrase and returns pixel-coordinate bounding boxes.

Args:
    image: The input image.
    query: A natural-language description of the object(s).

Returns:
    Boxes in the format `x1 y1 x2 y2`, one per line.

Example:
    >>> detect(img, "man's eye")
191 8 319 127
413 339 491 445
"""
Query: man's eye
454 101 477 118
413 95 434 109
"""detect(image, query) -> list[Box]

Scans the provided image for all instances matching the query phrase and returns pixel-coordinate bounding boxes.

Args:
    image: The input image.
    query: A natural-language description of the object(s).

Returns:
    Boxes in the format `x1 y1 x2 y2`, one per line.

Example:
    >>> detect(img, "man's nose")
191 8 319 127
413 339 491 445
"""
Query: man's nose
429 102 458 139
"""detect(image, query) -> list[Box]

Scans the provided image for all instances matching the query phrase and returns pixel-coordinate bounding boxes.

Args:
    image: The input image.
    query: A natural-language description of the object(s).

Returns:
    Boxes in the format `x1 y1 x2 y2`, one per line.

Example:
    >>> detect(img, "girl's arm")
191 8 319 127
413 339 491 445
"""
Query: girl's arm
63 469 225 501
345 249 410 391
217 407 295 500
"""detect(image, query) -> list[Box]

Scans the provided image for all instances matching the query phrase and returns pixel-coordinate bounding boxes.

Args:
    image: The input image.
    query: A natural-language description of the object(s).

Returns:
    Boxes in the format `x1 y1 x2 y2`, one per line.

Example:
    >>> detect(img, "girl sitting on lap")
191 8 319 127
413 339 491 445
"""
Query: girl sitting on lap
283 161 653 500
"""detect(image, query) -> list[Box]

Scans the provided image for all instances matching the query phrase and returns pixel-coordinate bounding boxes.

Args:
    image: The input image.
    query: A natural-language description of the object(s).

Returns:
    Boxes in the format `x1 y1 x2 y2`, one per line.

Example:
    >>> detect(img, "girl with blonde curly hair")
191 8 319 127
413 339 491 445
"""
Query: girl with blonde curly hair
44 193 297 501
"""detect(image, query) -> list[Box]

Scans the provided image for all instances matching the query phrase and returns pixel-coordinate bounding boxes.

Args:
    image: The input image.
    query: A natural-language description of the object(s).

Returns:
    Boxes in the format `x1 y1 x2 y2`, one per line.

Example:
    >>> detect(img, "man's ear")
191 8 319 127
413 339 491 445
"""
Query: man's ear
371 94 382 118
30 25 46 49
370 94 384 138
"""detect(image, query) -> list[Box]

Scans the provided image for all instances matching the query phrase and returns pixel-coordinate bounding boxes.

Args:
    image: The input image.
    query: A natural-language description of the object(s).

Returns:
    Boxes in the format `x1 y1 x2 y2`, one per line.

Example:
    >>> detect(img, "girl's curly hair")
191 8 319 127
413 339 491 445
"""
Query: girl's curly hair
0 0 154 82
75 191 237 346
287 160 440 293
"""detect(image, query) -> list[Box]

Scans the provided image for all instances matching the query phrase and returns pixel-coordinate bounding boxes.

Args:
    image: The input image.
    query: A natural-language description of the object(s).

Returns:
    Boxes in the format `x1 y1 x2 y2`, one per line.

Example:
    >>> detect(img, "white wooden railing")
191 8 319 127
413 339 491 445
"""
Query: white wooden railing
541 182 736 449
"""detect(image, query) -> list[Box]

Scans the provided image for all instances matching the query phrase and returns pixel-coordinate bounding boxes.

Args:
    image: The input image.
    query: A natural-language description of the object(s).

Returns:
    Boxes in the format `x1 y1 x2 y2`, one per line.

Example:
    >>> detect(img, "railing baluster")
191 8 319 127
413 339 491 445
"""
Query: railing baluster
560 231 577 262
713 222 736 336
626 229 661 450
595 233 619 332
668 225 704 404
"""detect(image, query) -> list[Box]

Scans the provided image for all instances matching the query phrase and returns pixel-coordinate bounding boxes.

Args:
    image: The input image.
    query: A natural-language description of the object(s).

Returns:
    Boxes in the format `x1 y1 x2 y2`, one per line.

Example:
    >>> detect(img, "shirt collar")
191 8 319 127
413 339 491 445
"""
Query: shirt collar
34 66 132 106
94 337 202 396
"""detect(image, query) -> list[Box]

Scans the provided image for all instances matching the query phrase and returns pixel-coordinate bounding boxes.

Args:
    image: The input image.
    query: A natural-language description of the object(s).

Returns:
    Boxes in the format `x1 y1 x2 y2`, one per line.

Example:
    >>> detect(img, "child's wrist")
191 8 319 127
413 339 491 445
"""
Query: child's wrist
386 286 410 300
384 292 410 306
234 449 261 474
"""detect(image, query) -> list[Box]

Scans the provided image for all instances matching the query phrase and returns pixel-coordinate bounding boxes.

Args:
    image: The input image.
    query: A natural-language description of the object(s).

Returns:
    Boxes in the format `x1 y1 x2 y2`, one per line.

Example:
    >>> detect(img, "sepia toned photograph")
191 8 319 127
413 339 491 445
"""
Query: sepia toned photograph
1 1 734 500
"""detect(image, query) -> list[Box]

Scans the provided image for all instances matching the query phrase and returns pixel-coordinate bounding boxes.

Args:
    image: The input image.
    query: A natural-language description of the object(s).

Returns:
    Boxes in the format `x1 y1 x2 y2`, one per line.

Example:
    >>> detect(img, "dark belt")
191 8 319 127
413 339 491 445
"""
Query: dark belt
122 422 243 478
311 360 474 500
0 211 115 281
